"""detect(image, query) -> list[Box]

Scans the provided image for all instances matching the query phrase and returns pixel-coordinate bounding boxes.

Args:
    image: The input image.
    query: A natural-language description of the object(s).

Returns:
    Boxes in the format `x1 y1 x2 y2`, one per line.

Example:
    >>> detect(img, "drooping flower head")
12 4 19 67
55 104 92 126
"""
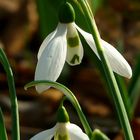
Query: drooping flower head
30 106 89 140
35 2 132 93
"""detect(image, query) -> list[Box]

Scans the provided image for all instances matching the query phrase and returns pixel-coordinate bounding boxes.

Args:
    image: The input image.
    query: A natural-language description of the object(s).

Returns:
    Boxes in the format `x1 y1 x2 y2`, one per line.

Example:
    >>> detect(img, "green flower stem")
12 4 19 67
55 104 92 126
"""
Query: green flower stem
0 48 20 140
25 80 93 138
0 108 8 140
77 0 134 140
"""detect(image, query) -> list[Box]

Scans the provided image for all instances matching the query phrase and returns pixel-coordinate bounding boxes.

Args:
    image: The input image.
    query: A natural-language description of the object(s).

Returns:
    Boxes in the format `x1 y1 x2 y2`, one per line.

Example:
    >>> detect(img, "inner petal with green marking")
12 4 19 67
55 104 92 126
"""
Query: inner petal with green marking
67 36 79 47
54 123 70 140
66 23 84 66
54 133 70 140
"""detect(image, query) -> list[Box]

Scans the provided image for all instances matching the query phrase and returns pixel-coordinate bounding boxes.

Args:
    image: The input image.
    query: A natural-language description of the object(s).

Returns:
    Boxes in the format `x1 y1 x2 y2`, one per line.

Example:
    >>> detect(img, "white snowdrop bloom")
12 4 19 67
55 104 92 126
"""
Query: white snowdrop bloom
30 106 89 140
30 122 89 140
35 2 132 93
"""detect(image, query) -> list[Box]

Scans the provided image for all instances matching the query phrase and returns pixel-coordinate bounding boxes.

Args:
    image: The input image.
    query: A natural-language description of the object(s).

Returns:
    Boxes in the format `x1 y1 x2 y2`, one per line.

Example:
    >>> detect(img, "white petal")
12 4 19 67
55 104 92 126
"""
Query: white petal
66 23 84 66
66 123 89 140
35 23 67 93
30 125 56 140
38 29 57 60
75 23 132 78
102 40 132 78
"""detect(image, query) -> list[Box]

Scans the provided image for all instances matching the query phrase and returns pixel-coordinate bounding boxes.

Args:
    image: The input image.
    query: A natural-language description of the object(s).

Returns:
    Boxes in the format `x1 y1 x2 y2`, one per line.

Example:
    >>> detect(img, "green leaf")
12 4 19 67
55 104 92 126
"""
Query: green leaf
36 0 65 39
91 0 104 14
129 54 140 95
92 129 110 140
115 75 131 119
128 54 140 117
129 77 140 117
0 48 20 140
0 108 8 140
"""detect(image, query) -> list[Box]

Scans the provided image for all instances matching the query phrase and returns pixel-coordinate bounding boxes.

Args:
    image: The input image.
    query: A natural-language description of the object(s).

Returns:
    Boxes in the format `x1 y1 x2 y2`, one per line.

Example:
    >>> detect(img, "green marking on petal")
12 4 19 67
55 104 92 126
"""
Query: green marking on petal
54 132 70 140
70 54 79 64
67 36 79 47
58 134 70 140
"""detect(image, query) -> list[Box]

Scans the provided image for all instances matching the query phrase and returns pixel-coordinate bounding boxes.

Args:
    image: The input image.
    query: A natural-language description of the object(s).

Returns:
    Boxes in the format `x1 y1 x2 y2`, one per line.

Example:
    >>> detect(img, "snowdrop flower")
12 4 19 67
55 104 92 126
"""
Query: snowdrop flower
30 106 89 140
35 2 132 93
30 122 89 140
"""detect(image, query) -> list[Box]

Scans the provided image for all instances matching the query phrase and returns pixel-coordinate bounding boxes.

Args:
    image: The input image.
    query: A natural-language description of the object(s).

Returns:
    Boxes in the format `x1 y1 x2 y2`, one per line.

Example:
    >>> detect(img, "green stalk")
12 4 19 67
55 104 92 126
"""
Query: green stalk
25 80 93 138
0 108 8 140
0 48 20 140
77 0 134 140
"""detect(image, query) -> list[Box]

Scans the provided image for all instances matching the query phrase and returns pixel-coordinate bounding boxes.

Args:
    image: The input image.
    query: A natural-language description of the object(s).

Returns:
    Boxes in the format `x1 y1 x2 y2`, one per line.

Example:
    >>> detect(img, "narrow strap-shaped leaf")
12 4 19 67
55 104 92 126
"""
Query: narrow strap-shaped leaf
115 75 131 119
129 54 140 95
129 77 140 118
0 108 8 140
128 55 140 117
0 48 20 140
